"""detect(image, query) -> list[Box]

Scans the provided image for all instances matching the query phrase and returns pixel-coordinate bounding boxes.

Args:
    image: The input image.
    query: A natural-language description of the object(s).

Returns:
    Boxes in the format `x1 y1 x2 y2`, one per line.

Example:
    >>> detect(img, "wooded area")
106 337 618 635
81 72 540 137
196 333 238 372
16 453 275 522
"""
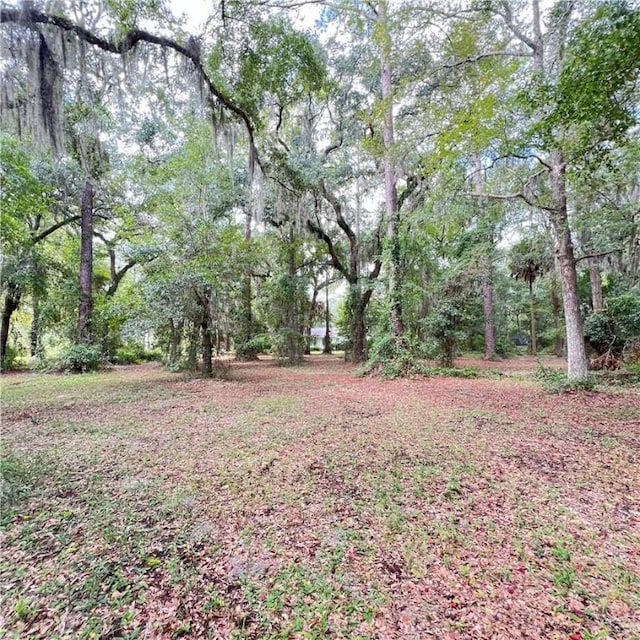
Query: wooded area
1 0 639 381
2 3 640 638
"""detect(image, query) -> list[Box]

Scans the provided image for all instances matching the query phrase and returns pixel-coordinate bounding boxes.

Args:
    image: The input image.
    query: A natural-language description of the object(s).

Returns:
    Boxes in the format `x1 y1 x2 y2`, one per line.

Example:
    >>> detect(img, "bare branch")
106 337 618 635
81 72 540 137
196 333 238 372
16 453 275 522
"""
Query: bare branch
442 50 531 69
30 215 81 244
323 135 343 156
574 249 620 265
465 190 553 212
510 153 551 170
496 0 538 54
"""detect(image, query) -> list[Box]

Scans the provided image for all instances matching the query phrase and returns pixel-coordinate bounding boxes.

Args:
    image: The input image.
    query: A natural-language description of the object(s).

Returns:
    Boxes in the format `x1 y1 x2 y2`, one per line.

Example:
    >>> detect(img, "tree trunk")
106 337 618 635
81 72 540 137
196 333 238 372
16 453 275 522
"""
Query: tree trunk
76 179 94 345
550 270 565 357
305 278 319 355
351 303 367 363
285 237 303 366
549 150 589 380
0 282 22 371
483 280 496 359
628 190 639 288
30 294 41 357
476 155 495 360
589 256 604 311
379 0 404 340
528 281 537 356
200 291 213 377
168 319 183 366
345 286 369 363
323 279 332 354
236 210 259 361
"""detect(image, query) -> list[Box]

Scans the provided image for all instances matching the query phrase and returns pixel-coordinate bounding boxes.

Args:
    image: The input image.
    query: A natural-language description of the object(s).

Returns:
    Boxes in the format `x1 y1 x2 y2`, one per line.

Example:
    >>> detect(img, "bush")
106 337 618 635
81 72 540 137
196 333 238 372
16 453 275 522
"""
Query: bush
210 358 232 380
235 334 272 360
1 345 23 371
412 363 482 378
361 334 417 378
57 344 103 373
534 363 596 393
624 340 640 365
113 344 161 365
584 293 640 358
422 300 469 368
583 310 617 354
271 330 305 365
494 338 515 358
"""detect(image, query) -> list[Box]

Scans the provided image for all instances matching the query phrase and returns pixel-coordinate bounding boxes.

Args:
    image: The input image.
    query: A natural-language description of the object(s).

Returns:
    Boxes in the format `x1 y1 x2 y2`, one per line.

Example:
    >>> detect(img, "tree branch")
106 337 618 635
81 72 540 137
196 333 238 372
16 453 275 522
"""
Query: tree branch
574 249 619 265
442 50 531 69
323 135 343 156
306 218 349 280
465 190 553 212
30 215 81 244
106 260 138 297
1 5 262 168
496 0 538 53
319 180 356 245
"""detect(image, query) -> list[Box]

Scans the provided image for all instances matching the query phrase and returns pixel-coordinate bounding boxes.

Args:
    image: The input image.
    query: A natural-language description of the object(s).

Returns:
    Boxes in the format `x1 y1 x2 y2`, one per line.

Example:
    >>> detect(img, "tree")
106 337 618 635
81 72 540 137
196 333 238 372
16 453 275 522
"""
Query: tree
307 182 382 362
483 0 640 379
132 117 245 374
0 137 81 369
509 240 544 356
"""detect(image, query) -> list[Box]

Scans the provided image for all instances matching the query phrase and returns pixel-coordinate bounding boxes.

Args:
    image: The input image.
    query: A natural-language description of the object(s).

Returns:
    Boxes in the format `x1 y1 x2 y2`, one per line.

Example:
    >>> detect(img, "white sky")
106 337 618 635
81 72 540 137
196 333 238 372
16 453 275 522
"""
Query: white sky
169 0 321 33
169 0 211 32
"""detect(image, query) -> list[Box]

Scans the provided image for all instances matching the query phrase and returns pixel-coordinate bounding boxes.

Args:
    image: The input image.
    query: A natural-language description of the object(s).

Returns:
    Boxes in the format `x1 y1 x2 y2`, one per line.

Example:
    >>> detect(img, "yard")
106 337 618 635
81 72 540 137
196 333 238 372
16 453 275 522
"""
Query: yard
1 356 639 639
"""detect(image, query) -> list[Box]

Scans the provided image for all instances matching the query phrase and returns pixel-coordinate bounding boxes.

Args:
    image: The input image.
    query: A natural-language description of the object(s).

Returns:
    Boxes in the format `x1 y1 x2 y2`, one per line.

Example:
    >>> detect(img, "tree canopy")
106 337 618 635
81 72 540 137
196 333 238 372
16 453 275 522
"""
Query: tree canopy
1 0 639 379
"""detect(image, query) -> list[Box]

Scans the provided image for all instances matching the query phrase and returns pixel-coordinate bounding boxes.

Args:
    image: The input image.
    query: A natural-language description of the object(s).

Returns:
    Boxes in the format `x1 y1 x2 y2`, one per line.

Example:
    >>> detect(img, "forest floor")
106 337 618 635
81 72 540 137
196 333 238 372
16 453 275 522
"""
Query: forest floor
1 355 639 640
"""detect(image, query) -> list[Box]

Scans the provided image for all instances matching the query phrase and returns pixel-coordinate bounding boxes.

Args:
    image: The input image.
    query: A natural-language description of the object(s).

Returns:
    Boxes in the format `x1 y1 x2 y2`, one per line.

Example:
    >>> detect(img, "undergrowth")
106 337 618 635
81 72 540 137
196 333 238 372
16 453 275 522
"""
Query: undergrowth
534 363 597 393
0 450 51 522
361 336 487 379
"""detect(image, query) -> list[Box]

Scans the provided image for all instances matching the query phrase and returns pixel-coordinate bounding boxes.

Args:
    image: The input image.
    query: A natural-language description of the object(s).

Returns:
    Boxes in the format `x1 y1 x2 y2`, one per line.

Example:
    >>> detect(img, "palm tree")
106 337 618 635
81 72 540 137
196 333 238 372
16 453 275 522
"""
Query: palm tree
510 254 544 356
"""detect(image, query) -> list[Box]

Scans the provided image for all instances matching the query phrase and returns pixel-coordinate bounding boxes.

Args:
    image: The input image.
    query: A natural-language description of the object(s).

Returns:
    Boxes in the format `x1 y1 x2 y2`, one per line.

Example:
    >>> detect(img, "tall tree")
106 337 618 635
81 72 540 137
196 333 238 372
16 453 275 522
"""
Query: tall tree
484 0 640 379
307 182 383 362
0 138 82 369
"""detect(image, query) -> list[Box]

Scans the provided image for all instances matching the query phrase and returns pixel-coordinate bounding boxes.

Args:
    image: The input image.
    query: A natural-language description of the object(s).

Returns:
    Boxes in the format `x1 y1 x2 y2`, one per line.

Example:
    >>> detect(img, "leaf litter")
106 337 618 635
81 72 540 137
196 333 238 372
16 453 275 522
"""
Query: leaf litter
0 355 638 639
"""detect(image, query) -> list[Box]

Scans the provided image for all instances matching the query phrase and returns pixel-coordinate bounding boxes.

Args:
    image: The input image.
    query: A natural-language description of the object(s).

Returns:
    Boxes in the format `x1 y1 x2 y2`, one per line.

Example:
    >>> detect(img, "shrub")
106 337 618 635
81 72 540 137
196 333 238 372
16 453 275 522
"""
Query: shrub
113 344 161 365
1 345 22 371
361 334 417 378
495 338 515 358
409 362 486 379
534 363 596 393
210 358 232 380
584 293 640 359
583 310 617 354
422 300 469 368
57 344 102 373
624 340 640 365
235 334 272 360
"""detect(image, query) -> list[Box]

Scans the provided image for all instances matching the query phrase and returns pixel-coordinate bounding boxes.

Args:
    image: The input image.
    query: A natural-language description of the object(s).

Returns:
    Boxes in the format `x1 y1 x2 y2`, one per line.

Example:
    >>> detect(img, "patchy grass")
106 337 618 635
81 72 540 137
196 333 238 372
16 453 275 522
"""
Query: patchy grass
1 356 639 639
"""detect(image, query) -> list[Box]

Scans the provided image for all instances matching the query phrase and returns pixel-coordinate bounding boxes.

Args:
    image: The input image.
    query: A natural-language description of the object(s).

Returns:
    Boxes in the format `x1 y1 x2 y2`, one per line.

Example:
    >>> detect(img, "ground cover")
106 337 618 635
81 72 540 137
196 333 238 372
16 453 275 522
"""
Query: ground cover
1 355 639 639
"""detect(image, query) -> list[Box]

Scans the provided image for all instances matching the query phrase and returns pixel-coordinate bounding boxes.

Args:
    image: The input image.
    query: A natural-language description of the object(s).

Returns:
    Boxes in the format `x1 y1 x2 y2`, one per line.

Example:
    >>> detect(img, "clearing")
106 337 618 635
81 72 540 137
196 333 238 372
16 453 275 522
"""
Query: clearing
1 356 639 639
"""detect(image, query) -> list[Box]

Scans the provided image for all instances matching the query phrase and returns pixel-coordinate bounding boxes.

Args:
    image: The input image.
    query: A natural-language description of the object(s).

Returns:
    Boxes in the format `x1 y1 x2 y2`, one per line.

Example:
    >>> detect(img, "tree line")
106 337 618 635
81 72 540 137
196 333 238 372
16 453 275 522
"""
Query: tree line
1 0 639 381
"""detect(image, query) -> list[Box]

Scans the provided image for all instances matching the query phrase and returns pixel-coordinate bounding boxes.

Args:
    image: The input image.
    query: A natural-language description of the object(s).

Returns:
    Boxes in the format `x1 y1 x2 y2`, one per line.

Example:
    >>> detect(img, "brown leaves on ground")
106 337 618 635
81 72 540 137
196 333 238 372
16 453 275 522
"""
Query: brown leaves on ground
1 355 638 639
